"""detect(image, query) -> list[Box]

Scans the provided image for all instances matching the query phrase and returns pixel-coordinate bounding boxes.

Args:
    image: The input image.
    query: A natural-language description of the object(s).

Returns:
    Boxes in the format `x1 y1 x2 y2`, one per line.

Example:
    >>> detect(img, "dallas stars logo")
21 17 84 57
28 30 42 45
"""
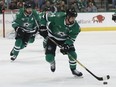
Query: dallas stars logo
57 32 66 36
23 22 30 27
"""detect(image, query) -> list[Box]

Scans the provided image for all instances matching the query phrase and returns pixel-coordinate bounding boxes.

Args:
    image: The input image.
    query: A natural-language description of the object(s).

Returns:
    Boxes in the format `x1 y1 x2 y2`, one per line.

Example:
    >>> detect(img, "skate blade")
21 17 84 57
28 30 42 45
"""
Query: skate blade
73 75 84 78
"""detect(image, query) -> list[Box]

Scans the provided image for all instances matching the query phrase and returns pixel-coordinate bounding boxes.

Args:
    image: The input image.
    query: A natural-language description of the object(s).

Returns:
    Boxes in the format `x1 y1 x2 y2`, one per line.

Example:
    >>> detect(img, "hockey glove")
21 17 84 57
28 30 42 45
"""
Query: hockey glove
39 26 48 38
31 26 39 36
112 14 116 22
60 44 70 55
14 26 26 39
14 26 25 32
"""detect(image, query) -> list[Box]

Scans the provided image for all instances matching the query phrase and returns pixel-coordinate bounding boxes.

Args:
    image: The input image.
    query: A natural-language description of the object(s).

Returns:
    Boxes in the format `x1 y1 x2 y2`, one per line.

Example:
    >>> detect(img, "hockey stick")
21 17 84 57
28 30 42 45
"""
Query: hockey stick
48 37 110 81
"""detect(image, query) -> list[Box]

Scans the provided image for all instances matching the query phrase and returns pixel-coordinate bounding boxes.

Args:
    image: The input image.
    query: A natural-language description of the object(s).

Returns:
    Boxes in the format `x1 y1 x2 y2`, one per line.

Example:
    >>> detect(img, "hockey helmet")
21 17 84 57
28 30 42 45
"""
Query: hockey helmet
24 1 33 9
66 7 77 17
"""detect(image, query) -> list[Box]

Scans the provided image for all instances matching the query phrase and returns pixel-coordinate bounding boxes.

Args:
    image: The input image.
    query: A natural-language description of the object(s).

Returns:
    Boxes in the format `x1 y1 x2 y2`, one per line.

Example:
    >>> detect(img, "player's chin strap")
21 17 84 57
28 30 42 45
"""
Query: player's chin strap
47 36 110 81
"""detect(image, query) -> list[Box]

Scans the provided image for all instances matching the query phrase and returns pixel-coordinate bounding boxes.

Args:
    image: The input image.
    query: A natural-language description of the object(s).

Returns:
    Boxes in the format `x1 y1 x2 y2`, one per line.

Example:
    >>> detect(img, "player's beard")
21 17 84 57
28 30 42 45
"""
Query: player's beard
25 8 32 16
68 19 74 24
66 17 74 25
25 10 32 15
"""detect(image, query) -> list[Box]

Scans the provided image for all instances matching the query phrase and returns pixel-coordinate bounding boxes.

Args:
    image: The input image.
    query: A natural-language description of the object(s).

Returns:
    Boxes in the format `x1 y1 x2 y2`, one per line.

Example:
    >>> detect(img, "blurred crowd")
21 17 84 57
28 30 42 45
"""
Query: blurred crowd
0 0 116 13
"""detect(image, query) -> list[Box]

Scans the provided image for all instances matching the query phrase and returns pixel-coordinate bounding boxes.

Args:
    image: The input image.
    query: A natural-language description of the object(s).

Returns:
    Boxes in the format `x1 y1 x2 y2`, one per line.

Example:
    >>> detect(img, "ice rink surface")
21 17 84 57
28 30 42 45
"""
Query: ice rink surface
0 31 116 87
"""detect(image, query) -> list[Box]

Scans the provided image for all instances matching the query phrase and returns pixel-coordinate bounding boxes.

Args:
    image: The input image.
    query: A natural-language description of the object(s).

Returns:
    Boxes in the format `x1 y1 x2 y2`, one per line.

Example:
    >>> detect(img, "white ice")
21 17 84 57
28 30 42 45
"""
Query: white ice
0 31 116 87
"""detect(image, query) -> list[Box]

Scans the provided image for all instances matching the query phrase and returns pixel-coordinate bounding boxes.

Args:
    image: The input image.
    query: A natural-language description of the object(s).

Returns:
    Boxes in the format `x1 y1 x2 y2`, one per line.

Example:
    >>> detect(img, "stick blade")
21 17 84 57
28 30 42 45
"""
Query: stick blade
98 75 110 81
103 75 110 80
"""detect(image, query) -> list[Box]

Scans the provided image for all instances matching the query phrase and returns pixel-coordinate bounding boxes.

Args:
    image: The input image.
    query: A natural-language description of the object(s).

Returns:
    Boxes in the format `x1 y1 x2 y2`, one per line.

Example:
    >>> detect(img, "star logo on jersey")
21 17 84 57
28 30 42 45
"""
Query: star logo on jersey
57 32 66 36
23 22 30 27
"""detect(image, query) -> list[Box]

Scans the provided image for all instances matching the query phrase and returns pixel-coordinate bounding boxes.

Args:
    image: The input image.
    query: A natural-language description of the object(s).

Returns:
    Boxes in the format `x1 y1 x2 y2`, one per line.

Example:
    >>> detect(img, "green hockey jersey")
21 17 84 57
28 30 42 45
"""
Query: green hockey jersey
12 8 40 31
40 12 81 45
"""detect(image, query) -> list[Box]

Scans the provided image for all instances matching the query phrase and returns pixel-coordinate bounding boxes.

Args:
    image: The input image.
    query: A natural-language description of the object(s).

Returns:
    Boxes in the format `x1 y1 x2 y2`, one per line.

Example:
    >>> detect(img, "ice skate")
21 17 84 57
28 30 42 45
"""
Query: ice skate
10 48 14 56
50 61 56 72
11 56 17 61
71 69 83 77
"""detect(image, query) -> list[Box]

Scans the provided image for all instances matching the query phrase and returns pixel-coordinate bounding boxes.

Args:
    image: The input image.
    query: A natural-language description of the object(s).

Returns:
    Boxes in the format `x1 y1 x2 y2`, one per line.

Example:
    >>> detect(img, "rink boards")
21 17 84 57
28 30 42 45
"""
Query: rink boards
0 12 116 36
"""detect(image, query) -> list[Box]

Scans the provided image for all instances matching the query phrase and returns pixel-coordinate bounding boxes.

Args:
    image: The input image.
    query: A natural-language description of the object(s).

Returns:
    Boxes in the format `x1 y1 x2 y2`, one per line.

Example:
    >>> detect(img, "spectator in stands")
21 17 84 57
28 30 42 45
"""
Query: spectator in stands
17 1 23 9
38 0 45 11
5 0 11 9
56 0 67 12
69 0 79 12
9 1 17 10
0 1 3 13
30 0 36 9
62 0 67 4
68 0 76 4
76 0 86 12
81 0 88 8
68 0 86 12
112 0 116 8
99 0 104 8
41 0 54 12
33 0 39 8
87 0 97 7
86 2 97 12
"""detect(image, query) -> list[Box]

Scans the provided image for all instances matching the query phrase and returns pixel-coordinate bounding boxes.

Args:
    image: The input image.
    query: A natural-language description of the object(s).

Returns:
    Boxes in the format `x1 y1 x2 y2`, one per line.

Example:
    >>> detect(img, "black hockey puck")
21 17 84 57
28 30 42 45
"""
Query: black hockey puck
107 75 110 79
103 82 108 85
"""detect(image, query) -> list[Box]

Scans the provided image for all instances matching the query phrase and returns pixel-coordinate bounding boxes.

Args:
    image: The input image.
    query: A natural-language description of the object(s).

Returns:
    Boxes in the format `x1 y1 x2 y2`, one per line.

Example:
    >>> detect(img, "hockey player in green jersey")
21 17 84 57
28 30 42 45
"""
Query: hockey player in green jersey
112 12 116 22
39 7 83 76
10 1 40 61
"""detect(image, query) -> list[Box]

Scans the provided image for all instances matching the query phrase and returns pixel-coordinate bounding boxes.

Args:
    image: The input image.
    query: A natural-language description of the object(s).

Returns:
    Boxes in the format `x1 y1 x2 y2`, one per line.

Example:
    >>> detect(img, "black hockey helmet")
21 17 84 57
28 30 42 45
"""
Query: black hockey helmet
24 1 33 9
66 7 77 17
